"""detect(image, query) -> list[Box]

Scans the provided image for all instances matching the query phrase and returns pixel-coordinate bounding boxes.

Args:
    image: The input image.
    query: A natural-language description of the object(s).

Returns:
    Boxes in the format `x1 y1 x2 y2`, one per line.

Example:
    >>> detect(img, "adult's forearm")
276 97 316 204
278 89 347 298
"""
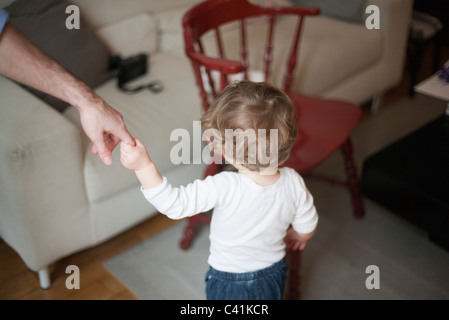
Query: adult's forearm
0 22 98 111
1 22 135 165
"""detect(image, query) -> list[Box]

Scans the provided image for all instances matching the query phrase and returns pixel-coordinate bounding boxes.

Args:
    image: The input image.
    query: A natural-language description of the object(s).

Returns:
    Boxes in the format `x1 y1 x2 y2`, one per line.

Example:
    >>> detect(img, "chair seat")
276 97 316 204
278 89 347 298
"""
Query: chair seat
282 93 361 172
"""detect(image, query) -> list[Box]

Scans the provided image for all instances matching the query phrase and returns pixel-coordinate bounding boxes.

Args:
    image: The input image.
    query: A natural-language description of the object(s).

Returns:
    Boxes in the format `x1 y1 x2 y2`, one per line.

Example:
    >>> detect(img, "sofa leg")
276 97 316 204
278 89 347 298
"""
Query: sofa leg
370 94 383 113
38 267 51 289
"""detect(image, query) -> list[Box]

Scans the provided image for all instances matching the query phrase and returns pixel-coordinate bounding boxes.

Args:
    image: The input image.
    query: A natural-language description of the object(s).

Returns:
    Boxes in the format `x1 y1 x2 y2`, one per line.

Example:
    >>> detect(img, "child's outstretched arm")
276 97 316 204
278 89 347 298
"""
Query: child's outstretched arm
120 138 164 189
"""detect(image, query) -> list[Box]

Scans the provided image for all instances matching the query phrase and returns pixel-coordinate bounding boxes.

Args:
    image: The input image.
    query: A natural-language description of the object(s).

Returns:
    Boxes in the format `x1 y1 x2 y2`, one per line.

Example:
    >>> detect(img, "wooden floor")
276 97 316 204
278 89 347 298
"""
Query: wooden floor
1 41 448 300
0 213 179 300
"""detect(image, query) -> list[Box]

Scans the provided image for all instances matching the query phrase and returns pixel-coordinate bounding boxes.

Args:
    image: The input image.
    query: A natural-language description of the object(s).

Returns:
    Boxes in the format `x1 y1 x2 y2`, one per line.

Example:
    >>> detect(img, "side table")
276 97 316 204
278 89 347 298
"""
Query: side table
414 59 449 110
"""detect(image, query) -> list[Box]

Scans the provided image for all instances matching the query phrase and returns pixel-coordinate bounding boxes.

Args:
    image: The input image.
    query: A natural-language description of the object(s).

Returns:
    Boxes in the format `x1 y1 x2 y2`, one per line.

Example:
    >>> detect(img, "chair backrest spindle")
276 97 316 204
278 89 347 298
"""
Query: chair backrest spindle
284 16 304 94
198 39 216 109
263 14 276 82
240 19 249 80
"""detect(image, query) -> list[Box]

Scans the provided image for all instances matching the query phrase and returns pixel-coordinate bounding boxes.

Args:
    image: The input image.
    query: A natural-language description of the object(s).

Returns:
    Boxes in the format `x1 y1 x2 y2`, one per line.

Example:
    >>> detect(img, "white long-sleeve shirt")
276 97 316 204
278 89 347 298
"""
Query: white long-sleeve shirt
141 167 318 273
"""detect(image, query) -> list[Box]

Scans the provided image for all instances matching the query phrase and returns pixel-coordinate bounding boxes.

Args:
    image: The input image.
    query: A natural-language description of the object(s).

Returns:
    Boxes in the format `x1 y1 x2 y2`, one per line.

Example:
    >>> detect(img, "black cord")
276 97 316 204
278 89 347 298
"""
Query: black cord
118 81 163 94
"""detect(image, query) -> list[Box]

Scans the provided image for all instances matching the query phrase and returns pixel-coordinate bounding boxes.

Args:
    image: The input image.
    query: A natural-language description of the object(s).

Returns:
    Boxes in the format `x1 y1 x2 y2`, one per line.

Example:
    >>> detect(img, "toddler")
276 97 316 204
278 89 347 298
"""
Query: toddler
120 80 318 300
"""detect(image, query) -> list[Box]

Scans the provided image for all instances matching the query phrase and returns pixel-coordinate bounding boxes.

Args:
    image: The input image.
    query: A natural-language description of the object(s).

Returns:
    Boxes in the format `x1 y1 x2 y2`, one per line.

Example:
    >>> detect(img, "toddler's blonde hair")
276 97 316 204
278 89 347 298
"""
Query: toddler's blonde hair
201 80 297 171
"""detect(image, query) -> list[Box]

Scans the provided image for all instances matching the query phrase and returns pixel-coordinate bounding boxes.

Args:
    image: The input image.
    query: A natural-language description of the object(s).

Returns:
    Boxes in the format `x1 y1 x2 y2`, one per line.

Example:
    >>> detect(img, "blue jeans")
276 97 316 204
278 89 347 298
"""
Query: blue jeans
205 259 288 300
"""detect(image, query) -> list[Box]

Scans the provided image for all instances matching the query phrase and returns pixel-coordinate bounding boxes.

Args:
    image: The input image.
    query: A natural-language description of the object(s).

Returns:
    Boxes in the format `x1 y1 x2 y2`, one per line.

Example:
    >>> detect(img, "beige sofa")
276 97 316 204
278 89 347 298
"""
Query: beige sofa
0 0 412 289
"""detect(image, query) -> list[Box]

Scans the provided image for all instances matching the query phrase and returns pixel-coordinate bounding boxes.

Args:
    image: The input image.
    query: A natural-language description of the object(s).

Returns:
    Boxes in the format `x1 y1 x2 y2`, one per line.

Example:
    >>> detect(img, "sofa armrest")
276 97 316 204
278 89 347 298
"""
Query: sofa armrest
0 77 91 271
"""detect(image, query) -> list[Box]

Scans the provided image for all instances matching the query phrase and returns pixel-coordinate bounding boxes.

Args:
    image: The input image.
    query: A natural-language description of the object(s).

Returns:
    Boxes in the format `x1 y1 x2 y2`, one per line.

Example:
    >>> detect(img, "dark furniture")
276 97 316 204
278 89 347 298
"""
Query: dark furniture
361 114 449 251
407 0 449 97
414 0 449 44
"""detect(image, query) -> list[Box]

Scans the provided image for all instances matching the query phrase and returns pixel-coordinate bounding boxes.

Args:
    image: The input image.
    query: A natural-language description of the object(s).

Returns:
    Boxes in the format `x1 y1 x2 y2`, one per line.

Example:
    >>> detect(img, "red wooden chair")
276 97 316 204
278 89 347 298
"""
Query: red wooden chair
180 0 365 299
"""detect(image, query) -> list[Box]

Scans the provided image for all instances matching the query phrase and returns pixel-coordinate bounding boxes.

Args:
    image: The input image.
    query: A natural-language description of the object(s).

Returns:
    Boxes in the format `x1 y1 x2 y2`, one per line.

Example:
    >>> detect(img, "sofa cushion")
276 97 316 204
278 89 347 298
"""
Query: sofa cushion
71 0 203 29
288 0 367 23
96 12 159 57
64 53 202 203
155 7 188 55
5 0 112 112
285 15 382 96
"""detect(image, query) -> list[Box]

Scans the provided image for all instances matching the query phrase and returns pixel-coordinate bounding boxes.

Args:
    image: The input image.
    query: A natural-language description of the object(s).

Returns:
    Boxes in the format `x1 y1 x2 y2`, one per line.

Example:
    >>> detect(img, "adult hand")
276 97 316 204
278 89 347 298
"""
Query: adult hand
79 98 135 165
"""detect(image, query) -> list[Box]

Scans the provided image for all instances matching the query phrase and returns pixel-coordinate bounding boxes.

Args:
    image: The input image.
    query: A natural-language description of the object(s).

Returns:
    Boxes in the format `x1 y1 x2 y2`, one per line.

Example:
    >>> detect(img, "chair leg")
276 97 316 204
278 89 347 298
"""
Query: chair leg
285 248 301 300
340 139 365 218
180 214 211 250
370 94 382 113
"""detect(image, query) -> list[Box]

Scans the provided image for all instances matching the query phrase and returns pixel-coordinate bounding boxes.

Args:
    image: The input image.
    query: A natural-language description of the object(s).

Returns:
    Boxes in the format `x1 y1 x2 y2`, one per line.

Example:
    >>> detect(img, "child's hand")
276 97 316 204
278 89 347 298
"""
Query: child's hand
120 138 152 171
120 137 164 189
284 227 311 251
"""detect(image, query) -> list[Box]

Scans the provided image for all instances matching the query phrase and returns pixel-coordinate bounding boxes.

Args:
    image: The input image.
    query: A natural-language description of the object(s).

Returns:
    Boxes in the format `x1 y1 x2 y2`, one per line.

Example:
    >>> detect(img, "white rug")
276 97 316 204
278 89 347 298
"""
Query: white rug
105 221 210 300
104 94 449 300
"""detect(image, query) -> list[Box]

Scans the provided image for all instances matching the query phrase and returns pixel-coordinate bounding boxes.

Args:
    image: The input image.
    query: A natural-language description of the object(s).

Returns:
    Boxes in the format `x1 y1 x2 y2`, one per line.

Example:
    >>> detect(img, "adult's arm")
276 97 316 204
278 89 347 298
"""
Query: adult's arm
0 21 135 164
